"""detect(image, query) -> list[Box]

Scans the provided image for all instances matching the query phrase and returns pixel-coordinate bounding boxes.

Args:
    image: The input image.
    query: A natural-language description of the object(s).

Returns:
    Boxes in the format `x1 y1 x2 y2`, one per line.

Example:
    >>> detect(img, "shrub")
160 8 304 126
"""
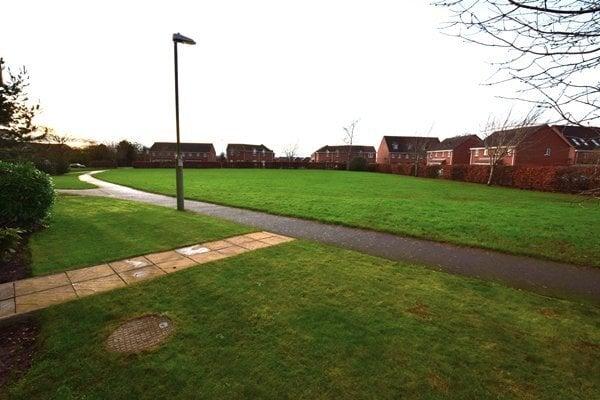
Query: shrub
0 161 55 228
348 157 369 171
34 157 70 175
0 227 23 260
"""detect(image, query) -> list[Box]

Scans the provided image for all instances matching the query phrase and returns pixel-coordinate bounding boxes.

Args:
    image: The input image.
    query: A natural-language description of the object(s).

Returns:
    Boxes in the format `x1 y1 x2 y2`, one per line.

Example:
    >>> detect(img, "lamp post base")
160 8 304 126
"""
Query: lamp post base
176 160 184 211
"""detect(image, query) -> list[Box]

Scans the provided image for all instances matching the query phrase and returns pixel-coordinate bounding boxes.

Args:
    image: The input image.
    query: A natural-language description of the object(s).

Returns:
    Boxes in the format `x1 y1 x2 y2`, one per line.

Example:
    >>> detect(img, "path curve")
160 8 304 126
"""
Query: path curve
58 171 600 303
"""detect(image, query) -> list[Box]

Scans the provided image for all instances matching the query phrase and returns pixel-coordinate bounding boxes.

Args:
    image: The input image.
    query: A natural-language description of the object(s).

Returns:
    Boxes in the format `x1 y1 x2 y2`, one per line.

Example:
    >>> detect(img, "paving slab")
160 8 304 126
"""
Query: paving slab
0 298 15 317
261 235 295 245
176 245 210 256
217 245 250 256
66 264 113 283
203 240 234 251
15 285 77 313
145 251 186 265
238 240 272 250
245 231 276 240
188 251 229 264
109 256 152 274
156 257 198 274
73 274 126 297
0 282 14 300
15 273 70 296
225 235 256 245
117 265 165 284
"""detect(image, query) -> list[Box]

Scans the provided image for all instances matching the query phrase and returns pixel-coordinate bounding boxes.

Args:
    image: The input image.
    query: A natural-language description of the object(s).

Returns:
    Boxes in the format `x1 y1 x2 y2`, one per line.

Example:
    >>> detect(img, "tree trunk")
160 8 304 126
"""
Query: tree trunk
487 164 495 186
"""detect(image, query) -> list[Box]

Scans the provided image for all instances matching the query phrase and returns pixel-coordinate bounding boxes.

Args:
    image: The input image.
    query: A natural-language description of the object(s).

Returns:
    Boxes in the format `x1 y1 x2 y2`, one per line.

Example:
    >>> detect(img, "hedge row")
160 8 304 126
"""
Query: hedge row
376 163 599 193
132 161 350 170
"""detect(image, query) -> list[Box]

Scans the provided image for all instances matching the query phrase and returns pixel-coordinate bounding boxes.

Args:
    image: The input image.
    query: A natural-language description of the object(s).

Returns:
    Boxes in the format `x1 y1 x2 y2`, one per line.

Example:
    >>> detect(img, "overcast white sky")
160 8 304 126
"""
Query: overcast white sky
1 0 535 156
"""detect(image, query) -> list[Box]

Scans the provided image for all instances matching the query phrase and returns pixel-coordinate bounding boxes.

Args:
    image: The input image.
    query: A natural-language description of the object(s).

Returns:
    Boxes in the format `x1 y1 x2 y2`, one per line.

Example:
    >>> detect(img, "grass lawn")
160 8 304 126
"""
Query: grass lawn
98 168 600 267
29 195 253 275
5 241 599 399
51 171 96 189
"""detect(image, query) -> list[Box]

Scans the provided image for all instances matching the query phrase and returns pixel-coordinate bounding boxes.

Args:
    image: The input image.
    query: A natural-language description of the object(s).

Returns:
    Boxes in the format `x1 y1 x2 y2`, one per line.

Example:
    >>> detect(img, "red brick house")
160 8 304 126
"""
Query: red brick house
377 136 440 165
469 124 600 166
310 145 376 164
427 135 482 166
149 142 216 162
226 144 275 162
552 125 600 165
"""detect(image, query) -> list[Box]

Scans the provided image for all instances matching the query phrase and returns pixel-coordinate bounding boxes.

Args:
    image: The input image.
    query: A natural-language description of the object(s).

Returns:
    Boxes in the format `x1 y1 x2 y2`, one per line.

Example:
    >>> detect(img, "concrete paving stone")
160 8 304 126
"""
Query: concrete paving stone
15 273 70 296
0 282 14 300
73 274 126 297
156 257 198 274
217 245 250 257
260 235 295 245
238 240 273 250
15 285 77 313
109 256 152 274
66 264 113 283
175 245 210 256
203 240 234 251
117 265 165 284
145 250 185 265
225 235 256 245
245 231 276 240
0 298 15 318
188 251 229 264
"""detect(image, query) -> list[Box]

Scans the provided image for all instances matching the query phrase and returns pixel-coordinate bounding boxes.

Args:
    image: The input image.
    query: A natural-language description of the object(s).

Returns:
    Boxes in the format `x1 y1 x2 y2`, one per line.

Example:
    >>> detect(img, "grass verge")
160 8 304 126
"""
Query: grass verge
29 195 253 275
5 241 600 399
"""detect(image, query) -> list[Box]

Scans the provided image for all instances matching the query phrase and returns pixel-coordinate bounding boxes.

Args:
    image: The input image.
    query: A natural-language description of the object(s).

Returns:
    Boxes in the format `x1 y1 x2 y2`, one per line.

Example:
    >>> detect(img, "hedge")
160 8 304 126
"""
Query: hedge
131 161 350 170
376 162 599 194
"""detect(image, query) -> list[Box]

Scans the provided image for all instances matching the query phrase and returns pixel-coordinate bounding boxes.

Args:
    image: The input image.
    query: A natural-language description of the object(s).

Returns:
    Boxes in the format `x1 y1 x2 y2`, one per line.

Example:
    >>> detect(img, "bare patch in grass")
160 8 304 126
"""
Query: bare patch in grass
406 302 430 320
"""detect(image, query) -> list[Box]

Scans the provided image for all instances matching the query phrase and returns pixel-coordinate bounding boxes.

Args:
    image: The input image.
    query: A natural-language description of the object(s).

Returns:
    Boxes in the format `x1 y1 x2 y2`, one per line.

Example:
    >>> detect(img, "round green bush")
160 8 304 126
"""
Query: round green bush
0 161 55 228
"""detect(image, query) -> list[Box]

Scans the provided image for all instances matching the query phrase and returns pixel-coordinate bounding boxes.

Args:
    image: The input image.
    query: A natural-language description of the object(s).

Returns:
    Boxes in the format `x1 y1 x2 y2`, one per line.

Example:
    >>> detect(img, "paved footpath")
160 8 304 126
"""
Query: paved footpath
0 231 293 319
58 171 600 303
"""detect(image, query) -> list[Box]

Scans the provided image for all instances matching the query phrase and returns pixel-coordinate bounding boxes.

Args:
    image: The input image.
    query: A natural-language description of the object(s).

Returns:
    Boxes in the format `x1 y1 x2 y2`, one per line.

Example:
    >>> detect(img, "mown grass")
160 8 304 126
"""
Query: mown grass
51 171 96 189
98 168 600 267
5 241 600 399
29 195 253 275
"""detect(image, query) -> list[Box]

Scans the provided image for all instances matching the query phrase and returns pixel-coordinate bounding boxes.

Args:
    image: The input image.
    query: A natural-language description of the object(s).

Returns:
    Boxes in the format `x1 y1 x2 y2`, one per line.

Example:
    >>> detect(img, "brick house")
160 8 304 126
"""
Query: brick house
469 124 600 166
552 125 600 165
149 142 216 162
376 136 440 165
426 135 482 166
310 145 376 163
226 144 275 162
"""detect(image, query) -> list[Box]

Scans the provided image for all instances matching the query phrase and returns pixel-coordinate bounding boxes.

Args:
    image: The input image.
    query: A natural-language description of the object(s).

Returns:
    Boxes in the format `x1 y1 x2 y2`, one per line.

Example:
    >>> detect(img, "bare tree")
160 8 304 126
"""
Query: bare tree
407 127 437 177
434 0 600 125
283 142 299 162
479 109 541 185
343 119 360 170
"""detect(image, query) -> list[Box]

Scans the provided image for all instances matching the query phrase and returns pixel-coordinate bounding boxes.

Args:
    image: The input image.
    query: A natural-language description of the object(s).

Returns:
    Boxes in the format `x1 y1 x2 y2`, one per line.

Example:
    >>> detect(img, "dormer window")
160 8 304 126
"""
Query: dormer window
392 143 399 150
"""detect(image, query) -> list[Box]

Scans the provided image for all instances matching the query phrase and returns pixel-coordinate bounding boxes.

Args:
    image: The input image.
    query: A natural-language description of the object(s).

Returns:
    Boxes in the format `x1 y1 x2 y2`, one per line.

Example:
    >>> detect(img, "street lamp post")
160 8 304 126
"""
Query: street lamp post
172 33 196 211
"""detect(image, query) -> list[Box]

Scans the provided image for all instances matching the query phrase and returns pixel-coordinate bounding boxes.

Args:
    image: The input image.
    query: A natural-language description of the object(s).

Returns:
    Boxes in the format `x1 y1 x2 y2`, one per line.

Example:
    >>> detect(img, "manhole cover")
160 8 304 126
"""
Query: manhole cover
106 314 174 353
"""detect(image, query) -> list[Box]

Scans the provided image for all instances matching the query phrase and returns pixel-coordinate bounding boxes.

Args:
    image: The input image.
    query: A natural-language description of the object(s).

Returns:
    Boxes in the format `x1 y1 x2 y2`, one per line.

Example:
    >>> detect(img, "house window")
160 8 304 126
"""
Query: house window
253 149 257 155
545 147 551 156
483 149 488 156
392 143 398 150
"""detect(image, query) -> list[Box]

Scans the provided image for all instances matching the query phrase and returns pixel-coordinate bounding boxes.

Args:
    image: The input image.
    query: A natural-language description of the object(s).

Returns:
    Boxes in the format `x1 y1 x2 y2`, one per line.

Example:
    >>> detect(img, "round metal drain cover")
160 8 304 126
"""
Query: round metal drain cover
106 314 174 353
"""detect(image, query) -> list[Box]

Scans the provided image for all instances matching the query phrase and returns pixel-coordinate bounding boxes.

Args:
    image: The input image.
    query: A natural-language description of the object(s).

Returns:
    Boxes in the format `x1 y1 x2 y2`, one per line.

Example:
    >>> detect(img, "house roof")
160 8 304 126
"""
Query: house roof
150 142 215 153
481 125 547 147
552 125 600 150
226 143 273 152
382 136 440 152
429 135 482 151
313 145 376 153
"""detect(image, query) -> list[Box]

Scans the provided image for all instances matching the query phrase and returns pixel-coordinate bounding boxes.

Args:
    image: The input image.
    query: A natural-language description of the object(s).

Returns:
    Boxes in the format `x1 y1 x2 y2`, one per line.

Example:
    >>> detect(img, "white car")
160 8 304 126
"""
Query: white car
69 163 86 168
